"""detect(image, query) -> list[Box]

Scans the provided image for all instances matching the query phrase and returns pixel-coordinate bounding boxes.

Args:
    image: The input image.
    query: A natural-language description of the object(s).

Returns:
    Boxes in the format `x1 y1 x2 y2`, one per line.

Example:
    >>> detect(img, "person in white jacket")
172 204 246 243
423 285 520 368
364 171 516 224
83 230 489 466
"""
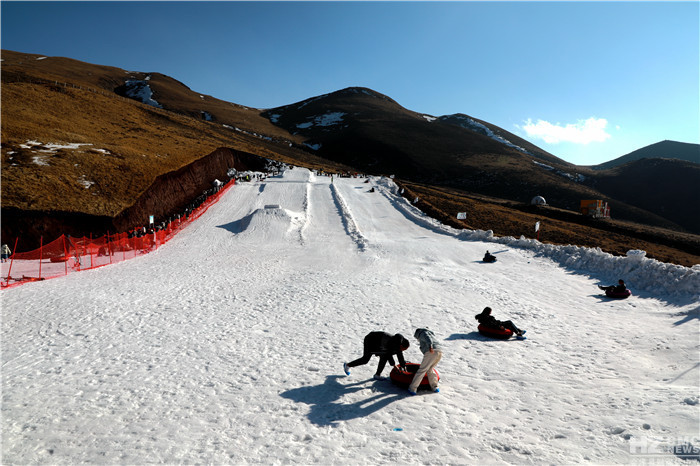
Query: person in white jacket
408 328 443 395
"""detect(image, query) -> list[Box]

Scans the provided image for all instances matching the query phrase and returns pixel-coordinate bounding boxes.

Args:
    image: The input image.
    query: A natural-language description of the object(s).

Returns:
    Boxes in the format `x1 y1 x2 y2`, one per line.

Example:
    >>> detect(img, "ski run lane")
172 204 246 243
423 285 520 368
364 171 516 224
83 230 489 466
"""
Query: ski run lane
2 168 698 464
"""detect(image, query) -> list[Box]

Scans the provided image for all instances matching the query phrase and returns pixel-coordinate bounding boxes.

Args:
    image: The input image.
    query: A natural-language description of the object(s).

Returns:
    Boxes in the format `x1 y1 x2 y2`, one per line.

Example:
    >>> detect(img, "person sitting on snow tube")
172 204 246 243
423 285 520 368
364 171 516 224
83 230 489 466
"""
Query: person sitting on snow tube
598 279 627 294
475 307 525 338
483 251 496 263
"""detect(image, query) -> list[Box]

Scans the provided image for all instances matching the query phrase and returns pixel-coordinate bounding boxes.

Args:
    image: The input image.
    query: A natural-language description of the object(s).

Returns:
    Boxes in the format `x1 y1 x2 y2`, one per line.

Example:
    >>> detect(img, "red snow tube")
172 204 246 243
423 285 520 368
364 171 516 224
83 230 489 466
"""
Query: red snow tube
50 256 70 263
477 324 513 339
390 363 440 390
605 289 631 299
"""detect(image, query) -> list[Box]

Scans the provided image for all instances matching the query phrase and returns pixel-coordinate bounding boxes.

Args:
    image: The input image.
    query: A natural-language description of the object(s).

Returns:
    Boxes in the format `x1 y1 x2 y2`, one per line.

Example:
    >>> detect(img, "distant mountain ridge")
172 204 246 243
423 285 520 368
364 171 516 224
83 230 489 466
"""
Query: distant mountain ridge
2 50 699 264
260 86 699 233
593 140 699 170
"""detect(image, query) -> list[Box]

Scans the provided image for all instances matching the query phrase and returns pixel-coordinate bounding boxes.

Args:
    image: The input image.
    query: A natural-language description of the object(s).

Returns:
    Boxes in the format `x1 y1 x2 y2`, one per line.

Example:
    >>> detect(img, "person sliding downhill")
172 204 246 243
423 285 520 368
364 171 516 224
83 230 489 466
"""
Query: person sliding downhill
475 307 526 339
599 279 627 294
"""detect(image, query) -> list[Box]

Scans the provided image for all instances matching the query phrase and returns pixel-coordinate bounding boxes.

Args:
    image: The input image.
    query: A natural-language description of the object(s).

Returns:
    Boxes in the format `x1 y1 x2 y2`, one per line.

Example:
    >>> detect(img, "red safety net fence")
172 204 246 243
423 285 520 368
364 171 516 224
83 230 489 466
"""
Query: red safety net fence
1 179 236 289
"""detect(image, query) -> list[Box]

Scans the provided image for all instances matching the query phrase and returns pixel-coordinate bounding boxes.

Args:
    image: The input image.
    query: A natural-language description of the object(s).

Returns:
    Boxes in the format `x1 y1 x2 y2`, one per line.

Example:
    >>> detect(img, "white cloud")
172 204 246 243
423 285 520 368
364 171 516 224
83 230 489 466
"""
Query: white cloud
519 117 612 144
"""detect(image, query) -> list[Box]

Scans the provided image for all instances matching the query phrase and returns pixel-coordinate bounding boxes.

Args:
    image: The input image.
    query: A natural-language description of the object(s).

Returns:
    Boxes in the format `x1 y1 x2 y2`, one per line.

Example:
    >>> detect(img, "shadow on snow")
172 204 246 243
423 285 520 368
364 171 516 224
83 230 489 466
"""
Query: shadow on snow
445 331 521 342
280 374 403 427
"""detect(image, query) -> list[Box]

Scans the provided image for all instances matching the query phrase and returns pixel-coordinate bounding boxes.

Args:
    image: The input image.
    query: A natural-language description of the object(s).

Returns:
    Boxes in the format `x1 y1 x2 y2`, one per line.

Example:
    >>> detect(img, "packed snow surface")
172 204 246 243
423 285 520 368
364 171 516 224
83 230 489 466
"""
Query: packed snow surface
2 168 698 464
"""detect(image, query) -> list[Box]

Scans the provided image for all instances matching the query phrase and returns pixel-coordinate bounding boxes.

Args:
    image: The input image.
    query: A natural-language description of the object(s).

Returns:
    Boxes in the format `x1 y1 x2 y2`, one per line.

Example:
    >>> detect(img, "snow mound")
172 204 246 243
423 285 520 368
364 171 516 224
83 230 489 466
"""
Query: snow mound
220 205 304 240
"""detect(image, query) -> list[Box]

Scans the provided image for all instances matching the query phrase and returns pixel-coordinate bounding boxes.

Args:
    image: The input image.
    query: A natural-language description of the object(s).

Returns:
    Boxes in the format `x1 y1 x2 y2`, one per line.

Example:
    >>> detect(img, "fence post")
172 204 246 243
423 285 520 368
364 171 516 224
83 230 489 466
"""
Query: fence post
107 231 113 264
38 236 43 280
5 237 18 286
63 235 68 275
89 233 94 269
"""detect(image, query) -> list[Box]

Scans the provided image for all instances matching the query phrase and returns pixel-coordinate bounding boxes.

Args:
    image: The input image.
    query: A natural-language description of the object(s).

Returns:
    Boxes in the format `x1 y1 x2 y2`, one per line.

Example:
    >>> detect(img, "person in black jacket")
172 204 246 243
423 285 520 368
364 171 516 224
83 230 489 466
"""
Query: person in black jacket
344 332 409 380
483 251 496 263
475 307 525 338
598 279 627 294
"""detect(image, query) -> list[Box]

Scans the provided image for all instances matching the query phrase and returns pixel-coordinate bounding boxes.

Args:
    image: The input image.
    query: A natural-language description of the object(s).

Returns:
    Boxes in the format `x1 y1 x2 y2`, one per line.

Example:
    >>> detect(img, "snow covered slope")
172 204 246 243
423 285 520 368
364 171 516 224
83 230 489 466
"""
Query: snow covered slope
2 168 698 464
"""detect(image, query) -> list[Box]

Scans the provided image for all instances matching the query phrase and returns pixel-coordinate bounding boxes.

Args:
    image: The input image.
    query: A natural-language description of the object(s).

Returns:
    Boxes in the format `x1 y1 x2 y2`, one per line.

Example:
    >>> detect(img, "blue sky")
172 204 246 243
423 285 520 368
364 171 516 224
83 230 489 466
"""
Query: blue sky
2 1 698 165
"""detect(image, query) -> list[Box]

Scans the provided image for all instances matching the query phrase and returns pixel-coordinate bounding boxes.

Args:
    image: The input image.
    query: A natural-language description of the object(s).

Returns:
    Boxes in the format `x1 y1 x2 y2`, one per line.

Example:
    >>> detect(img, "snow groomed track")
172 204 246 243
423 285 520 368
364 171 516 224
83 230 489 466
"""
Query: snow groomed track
2 168 698 464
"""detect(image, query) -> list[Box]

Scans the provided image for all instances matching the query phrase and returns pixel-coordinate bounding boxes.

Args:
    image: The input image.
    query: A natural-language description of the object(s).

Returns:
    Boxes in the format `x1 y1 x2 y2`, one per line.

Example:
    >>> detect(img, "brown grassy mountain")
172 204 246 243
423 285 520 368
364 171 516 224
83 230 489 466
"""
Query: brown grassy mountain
1 50 353 246
2 50 699 266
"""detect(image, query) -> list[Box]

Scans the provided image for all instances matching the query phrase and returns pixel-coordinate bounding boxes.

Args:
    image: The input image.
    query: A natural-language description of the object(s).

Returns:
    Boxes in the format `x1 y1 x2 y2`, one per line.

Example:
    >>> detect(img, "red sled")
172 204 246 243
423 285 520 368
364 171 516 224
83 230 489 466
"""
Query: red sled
389 362 440 390
477 324 513 339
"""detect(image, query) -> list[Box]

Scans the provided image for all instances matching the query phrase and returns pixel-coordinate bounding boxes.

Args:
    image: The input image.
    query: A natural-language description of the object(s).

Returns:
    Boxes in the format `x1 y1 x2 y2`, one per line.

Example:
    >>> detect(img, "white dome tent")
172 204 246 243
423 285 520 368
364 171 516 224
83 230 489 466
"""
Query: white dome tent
531 195 547 205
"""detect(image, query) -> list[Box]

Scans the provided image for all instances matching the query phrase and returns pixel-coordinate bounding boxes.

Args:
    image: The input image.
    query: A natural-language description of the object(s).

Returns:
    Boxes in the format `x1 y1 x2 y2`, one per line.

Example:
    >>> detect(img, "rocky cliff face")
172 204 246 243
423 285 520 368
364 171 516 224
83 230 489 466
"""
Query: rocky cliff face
2 147 270 251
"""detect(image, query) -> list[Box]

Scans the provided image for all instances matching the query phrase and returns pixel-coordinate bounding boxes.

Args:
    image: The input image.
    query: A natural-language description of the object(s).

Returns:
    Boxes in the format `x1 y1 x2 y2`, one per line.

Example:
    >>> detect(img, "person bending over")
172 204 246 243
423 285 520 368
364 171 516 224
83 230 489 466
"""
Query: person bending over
343 331 409 380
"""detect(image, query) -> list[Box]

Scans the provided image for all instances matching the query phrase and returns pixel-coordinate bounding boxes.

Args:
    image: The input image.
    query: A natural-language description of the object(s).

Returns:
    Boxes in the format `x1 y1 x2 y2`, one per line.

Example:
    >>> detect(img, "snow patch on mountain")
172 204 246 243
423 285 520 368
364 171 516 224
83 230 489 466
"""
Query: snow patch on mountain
297 95 327 110
20 140 91 152
31 155 50 166
440 114 532 155
123 76 162 108
304 142 322 150
532 160 585 182
20 140 97 166
222 125 273 142
296 112 346 129
77 175 95 189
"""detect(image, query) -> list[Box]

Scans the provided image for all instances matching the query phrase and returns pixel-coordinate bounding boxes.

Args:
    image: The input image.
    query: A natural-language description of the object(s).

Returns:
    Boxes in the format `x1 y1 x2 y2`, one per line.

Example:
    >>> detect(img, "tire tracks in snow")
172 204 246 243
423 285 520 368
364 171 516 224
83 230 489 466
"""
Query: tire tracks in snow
329 182 368 252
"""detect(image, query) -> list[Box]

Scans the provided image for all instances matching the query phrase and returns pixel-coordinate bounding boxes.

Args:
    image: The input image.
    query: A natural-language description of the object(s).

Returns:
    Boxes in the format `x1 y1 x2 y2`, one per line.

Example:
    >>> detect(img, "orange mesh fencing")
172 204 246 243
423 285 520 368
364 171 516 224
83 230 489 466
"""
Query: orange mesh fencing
1 179 236 289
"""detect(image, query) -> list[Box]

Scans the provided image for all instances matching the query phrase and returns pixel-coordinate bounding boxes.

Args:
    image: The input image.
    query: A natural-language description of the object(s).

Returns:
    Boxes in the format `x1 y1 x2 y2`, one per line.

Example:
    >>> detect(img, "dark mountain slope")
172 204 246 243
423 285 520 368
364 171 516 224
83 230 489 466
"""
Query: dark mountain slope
589 158 700 233
263 87 571 177
437 113 563 165
593 140 699 170
262 87 696 231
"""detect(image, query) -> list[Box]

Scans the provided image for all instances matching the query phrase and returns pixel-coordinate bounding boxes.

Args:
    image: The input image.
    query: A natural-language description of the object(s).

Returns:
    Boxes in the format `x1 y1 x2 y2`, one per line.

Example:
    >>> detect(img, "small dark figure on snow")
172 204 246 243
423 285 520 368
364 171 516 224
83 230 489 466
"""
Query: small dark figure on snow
1 243 11 262
475 307 525 338
483 251 496 263
599 279 626 294
343 332 409 380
